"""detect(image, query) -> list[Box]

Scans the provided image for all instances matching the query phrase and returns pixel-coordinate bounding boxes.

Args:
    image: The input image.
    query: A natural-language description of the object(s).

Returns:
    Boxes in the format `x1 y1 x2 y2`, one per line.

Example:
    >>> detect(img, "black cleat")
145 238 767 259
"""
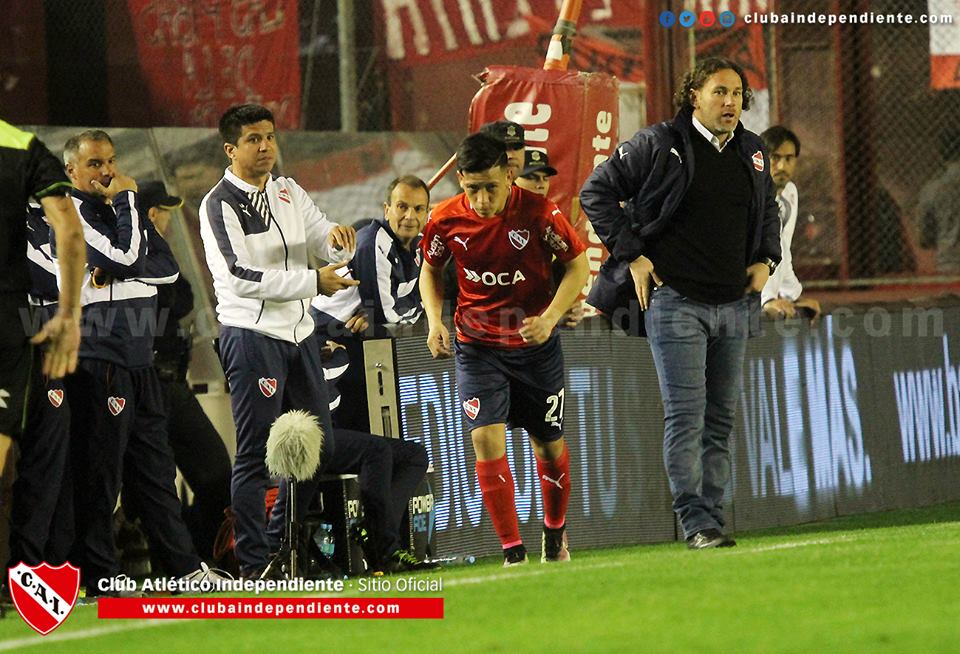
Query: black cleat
502 544 528 567
541 524 571 563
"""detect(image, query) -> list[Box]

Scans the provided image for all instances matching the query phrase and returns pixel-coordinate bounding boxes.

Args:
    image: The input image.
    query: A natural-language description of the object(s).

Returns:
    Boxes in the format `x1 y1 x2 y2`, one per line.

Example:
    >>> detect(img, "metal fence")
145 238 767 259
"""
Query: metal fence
698 0 960 287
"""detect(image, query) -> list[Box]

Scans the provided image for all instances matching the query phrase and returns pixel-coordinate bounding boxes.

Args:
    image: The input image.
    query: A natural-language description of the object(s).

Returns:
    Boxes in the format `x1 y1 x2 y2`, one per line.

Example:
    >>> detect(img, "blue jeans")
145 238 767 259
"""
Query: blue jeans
644 284 756 538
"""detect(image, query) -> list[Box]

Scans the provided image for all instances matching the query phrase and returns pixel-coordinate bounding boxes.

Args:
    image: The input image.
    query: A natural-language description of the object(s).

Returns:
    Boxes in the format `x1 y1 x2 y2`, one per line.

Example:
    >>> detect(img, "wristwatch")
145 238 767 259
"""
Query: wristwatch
759 258 778 274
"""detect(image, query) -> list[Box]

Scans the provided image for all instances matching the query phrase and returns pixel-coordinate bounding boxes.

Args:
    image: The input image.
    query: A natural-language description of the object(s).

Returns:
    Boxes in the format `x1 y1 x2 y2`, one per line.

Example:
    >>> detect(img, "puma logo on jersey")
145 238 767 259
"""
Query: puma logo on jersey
618 146 628 159
453 236 470 250
670 147 682 164
463 268 527 286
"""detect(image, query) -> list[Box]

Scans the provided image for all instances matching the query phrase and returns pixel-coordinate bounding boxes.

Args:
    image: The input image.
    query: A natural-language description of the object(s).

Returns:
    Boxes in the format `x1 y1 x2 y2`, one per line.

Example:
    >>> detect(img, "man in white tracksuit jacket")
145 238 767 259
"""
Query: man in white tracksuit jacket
199 104 358 580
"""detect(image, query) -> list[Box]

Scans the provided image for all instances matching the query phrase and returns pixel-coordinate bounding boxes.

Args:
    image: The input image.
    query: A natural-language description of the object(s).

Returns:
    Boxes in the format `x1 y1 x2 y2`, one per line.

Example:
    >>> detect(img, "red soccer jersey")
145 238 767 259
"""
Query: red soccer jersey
422 185 585 348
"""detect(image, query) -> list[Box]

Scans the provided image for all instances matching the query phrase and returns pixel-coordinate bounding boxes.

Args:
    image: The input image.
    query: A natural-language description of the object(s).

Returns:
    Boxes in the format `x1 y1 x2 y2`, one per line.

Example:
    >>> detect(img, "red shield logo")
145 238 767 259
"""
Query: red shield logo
259 377 278 398
8 562 80 635
107 396 126 416
47 389 64 408
462 397 480 421
752 150 764 171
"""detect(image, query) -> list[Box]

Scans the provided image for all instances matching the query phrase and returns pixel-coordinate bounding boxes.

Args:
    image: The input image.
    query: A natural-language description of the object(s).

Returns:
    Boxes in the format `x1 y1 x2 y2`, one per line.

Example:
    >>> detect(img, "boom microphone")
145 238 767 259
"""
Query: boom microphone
266 410 324 481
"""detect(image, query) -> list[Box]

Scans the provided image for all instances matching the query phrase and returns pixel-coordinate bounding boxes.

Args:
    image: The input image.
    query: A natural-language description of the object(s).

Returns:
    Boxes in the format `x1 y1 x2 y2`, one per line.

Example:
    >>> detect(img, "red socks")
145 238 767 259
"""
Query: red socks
476 456 521 549
536 445 571 529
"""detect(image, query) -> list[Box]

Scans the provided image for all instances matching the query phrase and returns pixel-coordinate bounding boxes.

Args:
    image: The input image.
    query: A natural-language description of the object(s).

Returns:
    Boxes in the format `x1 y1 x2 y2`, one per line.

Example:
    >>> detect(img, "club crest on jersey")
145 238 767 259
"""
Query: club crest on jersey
752 150 764 171
277 187 292 204
462 397 480 420
47 389 64 408
542 225 570 253
427 234 445 259
259 378 278 398
508 229 530 250
107 396 125 417
8 561 80 635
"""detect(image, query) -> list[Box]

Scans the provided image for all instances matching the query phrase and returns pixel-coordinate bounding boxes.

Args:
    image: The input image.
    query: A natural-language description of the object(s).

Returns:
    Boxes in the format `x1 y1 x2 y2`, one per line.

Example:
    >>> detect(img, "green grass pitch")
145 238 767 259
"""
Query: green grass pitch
2 502 958 653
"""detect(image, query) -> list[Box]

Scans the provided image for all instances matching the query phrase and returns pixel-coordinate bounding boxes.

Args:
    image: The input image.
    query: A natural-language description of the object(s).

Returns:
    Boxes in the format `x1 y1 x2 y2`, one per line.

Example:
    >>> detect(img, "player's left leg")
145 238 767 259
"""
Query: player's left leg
509 334 571 563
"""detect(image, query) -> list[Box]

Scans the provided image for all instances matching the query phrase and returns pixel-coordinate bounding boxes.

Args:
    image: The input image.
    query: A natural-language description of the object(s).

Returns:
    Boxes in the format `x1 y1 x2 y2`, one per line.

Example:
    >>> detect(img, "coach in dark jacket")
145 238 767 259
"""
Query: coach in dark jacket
580 57 780 550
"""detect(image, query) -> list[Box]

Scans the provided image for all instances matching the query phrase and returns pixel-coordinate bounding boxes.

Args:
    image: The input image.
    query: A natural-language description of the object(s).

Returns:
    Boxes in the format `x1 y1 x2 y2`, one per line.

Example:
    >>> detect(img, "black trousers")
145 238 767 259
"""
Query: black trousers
66 360 199 588
159 379 231 561
268 430 428 560
7 372 74 568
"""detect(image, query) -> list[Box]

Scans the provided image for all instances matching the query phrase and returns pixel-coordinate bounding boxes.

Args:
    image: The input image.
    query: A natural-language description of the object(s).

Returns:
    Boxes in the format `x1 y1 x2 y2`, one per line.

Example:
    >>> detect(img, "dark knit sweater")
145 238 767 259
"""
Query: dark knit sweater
646 131 752 304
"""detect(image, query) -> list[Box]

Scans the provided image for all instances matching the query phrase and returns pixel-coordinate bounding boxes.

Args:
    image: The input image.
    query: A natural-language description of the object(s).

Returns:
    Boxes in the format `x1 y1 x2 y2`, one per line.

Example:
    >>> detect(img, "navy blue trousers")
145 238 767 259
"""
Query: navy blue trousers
66 360 199 588
218 327 335 575
8 372 73 569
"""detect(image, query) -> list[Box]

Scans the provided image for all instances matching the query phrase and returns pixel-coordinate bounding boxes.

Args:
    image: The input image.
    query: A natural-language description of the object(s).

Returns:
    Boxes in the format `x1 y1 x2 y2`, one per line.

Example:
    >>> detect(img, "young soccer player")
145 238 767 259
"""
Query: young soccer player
419 133 588 565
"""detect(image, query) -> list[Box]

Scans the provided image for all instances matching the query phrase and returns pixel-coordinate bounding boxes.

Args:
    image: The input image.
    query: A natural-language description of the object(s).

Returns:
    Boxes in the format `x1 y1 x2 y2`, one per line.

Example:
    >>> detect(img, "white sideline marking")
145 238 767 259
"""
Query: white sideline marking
0 619 176 651
443 559 627 587
731 535 856 554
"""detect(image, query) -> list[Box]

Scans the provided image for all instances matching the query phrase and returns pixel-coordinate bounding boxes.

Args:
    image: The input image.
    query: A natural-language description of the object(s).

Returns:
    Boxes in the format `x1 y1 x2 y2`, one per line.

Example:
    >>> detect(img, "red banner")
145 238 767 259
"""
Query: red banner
98 597 444 619
125 0 301 128
378 0 642 66
469 66 619 307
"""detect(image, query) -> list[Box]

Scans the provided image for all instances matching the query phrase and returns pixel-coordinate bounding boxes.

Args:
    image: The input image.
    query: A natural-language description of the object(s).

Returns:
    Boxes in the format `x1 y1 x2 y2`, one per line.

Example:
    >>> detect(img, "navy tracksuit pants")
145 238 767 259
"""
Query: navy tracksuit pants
218 327 336 575
7 373 73 569
66 359 199 589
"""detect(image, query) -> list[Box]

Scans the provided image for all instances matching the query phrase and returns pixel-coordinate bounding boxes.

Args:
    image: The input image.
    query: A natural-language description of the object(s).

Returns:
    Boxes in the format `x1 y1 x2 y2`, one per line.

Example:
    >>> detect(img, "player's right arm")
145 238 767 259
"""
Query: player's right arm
34 194 85 378
419 259 451 359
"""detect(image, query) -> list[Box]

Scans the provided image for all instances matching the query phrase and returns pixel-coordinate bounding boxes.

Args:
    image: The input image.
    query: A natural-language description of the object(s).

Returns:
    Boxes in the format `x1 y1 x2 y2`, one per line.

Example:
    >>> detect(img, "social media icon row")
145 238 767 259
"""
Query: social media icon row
660 11 737 28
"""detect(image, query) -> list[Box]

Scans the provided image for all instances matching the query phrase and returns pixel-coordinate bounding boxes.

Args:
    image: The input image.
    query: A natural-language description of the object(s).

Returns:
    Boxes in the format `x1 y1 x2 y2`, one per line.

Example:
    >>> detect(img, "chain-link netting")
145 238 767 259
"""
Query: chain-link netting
693 0 960 286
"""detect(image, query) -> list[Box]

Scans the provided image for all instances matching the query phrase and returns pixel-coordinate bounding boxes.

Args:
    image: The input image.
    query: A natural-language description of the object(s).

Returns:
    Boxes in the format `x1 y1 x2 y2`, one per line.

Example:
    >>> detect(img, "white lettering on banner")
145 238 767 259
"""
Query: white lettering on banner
504 102 551 144
430 0 458 50
741 315 871 509
592 111 614 168
383 1 628 61
892 335 960 463
569 368 618 518
506 429 543 524
399 372 483 530
383 0 431 58
591 0 613 20
398 364 620 531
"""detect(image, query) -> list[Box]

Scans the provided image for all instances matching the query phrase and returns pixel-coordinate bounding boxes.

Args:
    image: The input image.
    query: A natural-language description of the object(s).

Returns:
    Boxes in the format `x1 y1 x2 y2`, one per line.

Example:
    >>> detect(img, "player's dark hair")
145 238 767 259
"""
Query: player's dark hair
386 174 430 205
219 104 275 145
63 129 113 165
761 125 801 157
673 56 753 112
456 133 509 174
